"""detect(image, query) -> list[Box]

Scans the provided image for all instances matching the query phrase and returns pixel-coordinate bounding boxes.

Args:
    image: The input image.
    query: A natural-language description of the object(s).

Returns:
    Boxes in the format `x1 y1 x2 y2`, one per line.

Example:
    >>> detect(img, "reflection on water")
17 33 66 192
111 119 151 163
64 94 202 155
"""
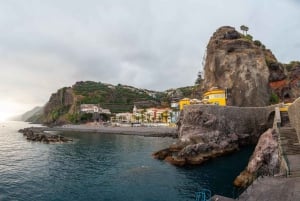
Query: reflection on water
0 121 253 201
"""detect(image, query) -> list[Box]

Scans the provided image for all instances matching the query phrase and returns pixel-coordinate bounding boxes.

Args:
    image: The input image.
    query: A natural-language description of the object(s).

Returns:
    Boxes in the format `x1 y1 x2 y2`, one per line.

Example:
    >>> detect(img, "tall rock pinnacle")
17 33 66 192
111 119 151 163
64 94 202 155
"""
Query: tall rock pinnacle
203 26 271 107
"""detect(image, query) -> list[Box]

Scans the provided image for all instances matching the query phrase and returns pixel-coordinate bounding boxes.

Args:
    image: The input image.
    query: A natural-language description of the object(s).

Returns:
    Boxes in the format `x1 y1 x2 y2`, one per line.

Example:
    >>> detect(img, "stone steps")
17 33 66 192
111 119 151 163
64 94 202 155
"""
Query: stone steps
279 127 299 147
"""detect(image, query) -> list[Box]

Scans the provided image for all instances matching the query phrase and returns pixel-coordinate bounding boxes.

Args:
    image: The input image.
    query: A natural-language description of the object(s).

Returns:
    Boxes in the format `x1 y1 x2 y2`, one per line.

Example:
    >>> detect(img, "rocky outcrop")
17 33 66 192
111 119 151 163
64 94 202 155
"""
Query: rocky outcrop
203 26 271 107
202 26 300 106
233 129 279 188
19 127 72 143
153 104 277 166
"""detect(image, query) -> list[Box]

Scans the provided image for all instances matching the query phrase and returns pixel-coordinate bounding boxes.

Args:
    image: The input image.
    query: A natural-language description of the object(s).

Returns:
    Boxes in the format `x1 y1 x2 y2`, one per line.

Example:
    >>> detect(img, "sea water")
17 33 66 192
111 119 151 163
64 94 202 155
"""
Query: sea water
0 121 253 201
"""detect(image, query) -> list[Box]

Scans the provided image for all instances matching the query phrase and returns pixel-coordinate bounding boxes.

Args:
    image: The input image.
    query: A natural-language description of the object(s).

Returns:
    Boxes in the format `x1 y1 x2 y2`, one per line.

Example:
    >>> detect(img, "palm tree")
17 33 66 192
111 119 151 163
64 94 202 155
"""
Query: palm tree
240 25 249 35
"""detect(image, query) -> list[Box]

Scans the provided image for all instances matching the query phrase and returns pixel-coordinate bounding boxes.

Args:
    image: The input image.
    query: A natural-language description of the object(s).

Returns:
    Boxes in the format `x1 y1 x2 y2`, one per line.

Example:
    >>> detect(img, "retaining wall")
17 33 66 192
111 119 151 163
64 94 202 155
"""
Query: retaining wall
288 97 300 142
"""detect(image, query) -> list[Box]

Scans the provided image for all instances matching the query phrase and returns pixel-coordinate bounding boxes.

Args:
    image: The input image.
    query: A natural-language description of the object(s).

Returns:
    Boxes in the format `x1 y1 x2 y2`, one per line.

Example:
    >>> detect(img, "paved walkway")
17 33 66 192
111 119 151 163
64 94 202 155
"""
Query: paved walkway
237 176 300 201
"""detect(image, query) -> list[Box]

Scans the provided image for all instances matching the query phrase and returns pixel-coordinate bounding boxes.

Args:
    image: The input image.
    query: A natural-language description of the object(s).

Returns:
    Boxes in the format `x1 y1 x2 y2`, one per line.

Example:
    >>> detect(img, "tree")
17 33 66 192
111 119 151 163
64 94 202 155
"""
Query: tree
195 71 203 85
240 25 249 35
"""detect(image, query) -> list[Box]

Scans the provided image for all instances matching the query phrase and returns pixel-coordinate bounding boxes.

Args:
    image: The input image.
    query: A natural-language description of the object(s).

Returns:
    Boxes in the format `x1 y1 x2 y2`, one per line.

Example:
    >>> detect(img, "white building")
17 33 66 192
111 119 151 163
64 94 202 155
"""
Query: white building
80 104 111 114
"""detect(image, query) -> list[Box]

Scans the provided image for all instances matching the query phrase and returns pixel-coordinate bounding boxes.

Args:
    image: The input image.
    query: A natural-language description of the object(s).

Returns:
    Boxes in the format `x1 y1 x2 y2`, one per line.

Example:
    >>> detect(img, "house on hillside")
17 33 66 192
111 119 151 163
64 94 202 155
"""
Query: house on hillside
80 104 111 115
80 104 111 122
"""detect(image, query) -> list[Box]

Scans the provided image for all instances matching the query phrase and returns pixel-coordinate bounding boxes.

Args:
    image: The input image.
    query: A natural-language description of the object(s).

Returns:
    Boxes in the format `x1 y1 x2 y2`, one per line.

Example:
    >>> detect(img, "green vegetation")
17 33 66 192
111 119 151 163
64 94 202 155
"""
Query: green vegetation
195 71 203 85
285 61 300 72
48 105 71 122
73 81 161 113
243 34 253 41
253 40 262 47
40 81 198 125
269 92 280 104
177 86 195 97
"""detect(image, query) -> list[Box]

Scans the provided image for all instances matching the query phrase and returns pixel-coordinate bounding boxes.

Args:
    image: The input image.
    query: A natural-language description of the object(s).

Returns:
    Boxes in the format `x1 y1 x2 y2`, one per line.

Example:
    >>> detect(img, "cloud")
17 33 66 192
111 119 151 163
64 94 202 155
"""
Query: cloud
0 0 300 114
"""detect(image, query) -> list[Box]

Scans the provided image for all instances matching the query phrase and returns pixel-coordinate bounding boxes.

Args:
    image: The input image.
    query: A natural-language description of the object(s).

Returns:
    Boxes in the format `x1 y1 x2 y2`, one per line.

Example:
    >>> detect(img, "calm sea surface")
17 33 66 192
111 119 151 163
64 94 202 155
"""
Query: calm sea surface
0 121 253 201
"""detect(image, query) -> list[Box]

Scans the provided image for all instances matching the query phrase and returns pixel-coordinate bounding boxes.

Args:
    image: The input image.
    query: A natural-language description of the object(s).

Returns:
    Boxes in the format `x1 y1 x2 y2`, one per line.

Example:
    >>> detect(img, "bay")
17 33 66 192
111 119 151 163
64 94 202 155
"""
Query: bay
0 121 253 201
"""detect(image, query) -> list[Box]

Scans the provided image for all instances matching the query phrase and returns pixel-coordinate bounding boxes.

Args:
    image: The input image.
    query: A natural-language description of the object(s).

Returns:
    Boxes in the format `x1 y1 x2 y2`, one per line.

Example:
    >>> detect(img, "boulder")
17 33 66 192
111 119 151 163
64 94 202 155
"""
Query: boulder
19 127 72 143
233 128 279 188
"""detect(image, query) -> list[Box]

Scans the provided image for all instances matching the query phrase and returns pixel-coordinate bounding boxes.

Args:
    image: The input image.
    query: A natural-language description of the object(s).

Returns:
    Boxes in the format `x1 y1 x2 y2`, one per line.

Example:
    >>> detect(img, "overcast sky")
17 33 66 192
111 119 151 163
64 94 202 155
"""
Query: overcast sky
1 0 300 119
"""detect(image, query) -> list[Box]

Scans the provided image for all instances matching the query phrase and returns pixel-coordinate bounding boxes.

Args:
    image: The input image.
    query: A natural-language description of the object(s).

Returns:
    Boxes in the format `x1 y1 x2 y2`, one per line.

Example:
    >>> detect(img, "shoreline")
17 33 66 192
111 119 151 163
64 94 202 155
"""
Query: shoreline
41 124 178 138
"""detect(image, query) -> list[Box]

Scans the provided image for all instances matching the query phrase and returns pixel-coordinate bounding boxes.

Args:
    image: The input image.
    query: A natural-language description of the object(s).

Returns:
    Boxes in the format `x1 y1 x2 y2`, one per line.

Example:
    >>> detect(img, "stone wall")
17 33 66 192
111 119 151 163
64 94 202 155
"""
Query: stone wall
288 97 300 142
178 104 277 144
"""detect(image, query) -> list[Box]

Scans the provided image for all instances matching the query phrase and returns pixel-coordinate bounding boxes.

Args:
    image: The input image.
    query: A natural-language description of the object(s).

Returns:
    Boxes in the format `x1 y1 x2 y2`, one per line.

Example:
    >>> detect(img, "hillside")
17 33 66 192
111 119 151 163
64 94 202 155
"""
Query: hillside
42 81 195 125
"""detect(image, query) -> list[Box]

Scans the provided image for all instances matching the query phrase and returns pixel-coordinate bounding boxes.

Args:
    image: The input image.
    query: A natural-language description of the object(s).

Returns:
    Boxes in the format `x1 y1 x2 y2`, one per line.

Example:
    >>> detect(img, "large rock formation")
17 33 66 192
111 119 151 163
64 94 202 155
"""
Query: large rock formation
203 26 271 106
233 129 279 188
153 104 277 166
202 26 300 105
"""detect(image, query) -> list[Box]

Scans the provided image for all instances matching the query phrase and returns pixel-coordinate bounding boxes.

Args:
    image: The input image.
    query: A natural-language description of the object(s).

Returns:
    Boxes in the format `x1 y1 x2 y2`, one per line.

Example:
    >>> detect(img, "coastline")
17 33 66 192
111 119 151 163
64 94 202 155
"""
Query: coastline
41 124 178 138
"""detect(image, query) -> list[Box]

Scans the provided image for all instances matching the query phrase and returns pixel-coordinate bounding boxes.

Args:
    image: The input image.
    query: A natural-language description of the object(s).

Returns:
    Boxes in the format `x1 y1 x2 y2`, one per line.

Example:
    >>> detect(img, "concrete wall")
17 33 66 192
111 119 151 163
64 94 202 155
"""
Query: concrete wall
288 97 300 142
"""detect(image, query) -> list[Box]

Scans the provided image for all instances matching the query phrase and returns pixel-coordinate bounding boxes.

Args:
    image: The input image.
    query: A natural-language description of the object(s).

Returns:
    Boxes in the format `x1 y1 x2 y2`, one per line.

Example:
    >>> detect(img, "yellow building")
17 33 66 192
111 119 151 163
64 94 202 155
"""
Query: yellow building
179 98 191 110
279 103 292 112
202 88 226 106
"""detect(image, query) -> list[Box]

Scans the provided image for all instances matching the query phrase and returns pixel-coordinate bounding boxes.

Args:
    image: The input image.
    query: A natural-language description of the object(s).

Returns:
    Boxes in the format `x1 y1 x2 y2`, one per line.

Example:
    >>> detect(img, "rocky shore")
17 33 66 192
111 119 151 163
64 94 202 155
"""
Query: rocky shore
18 127 73 143
153 104 277 166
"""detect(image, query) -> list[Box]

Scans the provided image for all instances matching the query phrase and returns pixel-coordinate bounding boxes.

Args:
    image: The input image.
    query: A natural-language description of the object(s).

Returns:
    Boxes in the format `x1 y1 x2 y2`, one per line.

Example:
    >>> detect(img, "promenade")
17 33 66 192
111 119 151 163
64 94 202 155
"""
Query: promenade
41 124 178 138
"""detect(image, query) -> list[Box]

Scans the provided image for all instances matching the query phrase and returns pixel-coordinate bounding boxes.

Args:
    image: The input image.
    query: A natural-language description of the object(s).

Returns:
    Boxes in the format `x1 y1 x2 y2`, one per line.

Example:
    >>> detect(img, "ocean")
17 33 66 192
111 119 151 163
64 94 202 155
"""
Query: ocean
0 121 253 201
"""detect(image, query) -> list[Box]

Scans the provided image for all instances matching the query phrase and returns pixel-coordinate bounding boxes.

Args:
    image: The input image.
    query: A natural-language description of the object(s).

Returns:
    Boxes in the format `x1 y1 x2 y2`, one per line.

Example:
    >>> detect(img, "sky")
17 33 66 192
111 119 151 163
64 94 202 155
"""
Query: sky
1 0 300 120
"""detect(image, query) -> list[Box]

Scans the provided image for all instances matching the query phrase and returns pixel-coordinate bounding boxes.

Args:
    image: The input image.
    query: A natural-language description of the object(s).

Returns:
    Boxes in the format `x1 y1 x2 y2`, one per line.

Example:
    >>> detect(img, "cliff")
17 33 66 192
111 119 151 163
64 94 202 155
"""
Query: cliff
43 87 75 125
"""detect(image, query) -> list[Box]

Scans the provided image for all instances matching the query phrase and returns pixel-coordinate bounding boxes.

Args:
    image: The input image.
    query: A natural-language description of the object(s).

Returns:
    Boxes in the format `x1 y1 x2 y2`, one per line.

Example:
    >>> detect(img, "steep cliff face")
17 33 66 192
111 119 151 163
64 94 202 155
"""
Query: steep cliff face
43 87 75 125
203 26 271 106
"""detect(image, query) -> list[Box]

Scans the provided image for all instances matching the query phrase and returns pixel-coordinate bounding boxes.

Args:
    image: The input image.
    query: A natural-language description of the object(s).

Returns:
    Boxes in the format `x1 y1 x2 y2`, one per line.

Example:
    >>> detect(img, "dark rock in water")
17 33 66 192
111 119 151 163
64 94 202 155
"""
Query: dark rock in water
18 127 72 143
